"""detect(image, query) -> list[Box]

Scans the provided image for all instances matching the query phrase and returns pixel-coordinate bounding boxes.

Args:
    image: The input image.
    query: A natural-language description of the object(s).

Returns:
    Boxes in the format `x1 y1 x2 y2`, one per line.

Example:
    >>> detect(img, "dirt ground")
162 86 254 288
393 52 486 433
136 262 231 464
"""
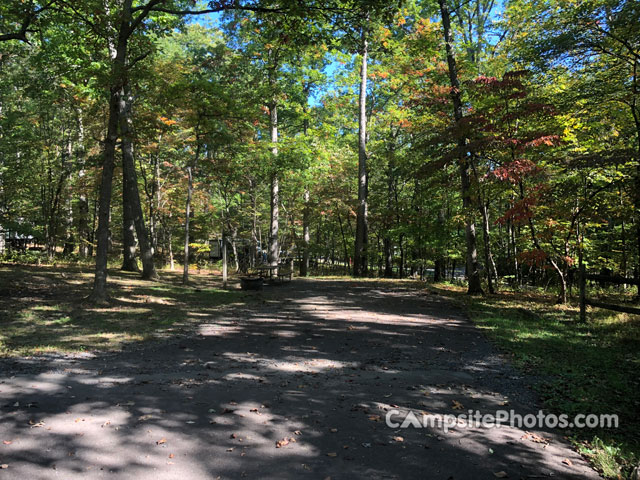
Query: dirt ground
0 277 600 479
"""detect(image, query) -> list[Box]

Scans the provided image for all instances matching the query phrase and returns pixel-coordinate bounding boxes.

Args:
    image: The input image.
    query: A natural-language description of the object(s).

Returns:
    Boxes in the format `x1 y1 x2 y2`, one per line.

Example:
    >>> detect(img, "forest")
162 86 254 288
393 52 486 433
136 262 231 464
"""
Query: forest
0 1 639 478
0 0 637 303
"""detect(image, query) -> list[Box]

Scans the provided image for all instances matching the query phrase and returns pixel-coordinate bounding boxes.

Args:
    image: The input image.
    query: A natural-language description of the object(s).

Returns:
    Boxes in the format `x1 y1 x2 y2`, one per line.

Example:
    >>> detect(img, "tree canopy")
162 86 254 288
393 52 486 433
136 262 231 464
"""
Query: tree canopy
0 0 638 304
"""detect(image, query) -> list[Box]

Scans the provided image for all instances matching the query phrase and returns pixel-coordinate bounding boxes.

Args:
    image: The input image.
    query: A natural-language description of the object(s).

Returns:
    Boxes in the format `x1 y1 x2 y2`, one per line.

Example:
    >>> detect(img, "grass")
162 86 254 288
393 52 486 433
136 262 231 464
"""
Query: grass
426 281 640 479
0 264 247 356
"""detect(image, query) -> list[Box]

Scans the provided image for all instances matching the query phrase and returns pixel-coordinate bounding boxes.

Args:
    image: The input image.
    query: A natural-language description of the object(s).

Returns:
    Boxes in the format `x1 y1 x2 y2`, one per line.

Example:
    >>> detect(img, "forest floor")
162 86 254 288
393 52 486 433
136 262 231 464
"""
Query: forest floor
0 266 604 479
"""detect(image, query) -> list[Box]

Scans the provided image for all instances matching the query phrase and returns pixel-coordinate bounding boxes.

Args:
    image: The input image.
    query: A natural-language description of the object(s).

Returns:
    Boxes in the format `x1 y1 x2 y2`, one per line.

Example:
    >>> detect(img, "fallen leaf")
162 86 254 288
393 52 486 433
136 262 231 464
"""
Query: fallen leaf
0 464 7 469
330 428 338 433
493 472 508 478
451 400 464 410
276 438 290 448
562 458 573 466
521 431 549 445
156 438 166 445
168 454 175 459
392 436 404 442
327 452 337 457
368 415 381 422
294 430 302 435
2 441 11 445
138 415 154 421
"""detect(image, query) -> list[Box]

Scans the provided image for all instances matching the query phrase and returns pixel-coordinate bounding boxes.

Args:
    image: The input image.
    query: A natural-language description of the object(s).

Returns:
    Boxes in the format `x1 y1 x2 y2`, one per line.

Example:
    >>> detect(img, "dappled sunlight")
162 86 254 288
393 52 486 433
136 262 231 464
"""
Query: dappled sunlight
0 277 600 478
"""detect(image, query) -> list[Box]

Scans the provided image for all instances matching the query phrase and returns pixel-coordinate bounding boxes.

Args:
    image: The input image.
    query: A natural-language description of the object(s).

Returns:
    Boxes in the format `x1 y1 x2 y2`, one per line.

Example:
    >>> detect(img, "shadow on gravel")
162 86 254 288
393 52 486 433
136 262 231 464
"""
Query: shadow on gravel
0 279 598 479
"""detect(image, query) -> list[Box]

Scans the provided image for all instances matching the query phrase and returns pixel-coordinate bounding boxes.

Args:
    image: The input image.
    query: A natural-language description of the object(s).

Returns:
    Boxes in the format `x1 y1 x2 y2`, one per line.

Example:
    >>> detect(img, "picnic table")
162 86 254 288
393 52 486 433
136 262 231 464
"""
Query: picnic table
255 265 278 280
254 264 293 283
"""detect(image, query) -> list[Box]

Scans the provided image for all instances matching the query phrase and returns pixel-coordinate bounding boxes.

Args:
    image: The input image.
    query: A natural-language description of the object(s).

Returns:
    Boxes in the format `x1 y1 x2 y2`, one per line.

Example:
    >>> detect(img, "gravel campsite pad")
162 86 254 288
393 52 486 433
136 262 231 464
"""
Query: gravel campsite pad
0 278 600 479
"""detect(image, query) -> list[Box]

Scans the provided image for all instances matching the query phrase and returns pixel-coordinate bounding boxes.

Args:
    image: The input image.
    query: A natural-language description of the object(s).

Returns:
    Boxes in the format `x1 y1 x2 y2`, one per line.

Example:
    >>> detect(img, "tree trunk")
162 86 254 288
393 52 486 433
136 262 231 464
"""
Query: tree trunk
354 25 369 277
471 159 498 293
268 102 279 268
301 187 310 276
434 208 446 282
384 136 394 278
168 224 175 271
120 84 157 280
121 176 139 271
222 231 228 288
479 201 496 293
76 114 90 258
62 198 74 256
182 164 193 284
77 192 90 258
88 0 135 302
439 0 483 294
87 11 130 301
230 226 240 272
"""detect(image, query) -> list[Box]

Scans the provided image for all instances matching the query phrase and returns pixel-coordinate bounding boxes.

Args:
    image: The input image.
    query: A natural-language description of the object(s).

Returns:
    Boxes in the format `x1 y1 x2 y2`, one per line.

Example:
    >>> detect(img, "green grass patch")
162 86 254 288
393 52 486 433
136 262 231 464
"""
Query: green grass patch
0 265 247 356
427 282 640 478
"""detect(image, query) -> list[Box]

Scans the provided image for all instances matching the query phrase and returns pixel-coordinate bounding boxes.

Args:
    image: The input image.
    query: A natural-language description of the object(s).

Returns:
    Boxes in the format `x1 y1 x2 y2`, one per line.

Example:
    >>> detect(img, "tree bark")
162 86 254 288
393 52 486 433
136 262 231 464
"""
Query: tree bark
87 1 131 302
120 84 157 280
182 164 193 284
301 187 310 276
439 0 483 294
121 175 139 271
75 113 90 258
354 25 369 277
384 135 395 278
268 102 279 268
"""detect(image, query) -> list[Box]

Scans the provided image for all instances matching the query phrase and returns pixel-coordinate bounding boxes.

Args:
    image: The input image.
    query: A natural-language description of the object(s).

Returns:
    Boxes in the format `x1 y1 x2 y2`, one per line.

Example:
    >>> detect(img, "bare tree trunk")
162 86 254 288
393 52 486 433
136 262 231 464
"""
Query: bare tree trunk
121 179 139 271
471 158 498 293
434 208 446 282
87 11 130 302
75 113 90 258
301 187 310 276
168 224 174 271
268 102 279 268
120 84 157 280
480 200 498 293
231 227 240 272
182 164 193 284
439 0 483 294
222 231 228 288
384 137 394 278
88 0 133 302
354 24 369 277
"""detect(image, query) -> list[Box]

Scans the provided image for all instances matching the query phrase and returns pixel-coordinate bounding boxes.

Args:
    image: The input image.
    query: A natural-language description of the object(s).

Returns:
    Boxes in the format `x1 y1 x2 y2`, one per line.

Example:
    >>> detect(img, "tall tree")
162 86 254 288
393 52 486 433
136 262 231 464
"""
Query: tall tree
438 0 483 294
